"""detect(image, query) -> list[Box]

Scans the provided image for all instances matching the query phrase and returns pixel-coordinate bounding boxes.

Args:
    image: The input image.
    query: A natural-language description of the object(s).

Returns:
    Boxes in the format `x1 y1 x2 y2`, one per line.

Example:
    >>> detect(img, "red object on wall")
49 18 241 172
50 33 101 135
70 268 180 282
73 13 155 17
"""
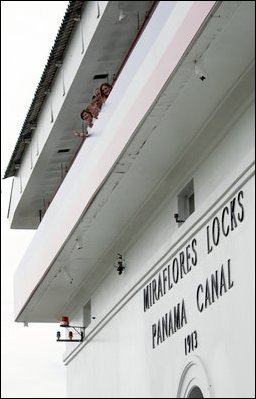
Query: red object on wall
60 316 69 326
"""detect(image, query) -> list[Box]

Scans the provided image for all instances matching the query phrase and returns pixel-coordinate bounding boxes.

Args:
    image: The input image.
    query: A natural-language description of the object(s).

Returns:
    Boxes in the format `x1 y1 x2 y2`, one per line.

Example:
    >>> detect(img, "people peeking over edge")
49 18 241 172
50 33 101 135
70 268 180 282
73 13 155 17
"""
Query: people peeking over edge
77 82 113 132
99 82 112 103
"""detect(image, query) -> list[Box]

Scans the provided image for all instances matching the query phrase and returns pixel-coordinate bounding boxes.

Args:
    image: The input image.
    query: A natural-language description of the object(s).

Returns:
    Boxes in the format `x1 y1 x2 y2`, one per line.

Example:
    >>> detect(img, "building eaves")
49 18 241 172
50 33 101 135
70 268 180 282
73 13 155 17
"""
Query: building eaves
3 0 86 179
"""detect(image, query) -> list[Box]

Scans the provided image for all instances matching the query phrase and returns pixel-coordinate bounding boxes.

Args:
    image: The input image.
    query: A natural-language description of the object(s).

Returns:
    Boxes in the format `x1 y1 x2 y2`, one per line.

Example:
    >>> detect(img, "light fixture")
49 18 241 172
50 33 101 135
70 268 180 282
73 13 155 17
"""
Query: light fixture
96 1 100 18
60 316 69 326
29 122 37 130
24 136 31 144
56 316 85 342
194 58 207 82
62 268 73 284
118 9 126 22
55 61 63 68
75 238 83 250
174 213 185 224
114 253 126 275
73 14 81 22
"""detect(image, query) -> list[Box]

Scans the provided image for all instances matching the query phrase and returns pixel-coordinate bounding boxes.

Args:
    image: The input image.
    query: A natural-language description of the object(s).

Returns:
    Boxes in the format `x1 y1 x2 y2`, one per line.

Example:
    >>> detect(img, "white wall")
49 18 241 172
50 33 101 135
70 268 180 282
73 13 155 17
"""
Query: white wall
65 98 255 397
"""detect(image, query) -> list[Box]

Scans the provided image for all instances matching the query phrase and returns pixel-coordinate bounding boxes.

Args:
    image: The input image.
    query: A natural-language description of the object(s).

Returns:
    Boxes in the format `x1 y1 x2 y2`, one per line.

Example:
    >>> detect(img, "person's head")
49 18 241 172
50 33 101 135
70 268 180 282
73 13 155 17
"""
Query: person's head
80 109 92 121
92 88 103 108
80 109 93 127
100 83 112 99
94 87 101 98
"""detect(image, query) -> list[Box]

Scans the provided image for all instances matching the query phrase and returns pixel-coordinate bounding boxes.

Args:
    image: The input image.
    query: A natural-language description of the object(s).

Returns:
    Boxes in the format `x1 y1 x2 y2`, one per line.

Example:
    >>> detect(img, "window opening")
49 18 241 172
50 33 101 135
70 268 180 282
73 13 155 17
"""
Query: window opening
176 179 195 225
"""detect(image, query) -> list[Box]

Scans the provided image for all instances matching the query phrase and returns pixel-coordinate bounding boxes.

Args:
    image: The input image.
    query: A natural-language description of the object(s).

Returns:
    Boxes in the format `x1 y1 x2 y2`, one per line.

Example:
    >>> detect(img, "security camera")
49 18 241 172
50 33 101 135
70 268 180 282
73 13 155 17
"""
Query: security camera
114 253 126 275
194 60 207 82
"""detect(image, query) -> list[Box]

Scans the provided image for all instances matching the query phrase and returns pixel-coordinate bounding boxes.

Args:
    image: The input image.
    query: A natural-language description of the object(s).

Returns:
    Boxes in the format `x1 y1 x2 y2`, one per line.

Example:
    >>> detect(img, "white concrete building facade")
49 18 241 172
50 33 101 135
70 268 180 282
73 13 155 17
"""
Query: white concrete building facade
4 1 255 397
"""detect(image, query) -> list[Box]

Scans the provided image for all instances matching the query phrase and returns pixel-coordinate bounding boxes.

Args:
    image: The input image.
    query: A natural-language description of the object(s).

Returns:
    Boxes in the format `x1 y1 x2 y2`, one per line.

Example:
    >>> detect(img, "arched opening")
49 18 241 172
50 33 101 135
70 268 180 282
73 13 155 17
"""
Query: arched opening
176 358 211 398
188 386 204 398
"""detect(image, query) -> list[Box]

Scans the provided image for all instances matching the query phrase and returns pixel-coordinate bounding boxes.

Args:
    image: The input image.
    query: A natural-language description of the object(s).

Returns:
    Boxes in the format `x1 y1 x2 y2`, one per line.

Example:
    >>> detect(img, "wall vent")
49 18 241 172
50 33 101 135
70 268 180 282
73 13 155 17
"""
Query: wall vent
93 73 109 80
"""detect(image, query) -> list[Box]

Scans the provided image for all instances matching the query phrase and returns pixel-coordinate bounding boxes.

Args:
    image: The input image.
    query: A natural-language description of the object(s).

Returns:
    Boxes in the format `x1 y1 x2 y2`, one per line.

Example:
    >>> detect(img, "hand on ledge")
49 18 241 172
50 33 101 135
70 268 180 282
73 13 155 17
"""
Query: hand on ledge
73 131 89 138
